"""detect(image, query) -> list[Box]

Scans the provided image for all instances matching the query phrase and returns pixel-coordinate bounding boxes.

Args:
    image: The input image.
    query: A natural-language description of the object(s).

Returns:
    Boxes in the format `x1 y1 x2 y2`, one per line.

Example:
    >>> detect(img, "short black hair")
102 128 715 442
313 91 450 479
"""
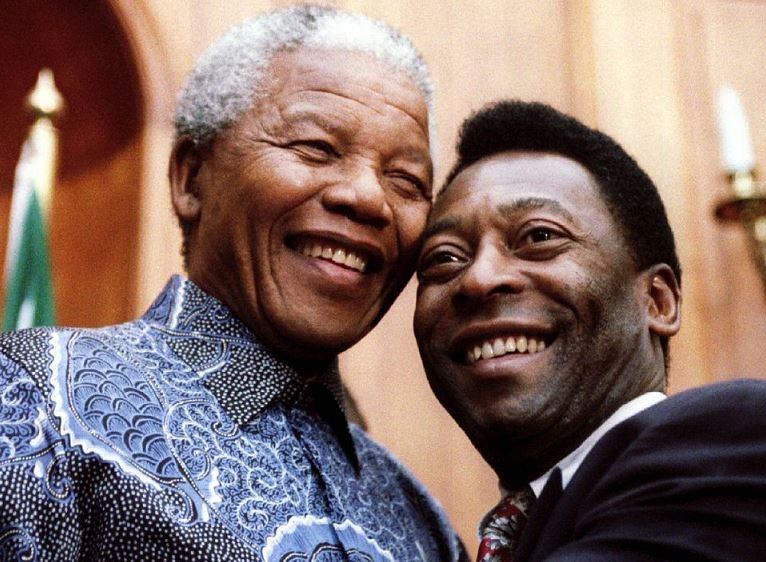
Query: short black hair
444 100 681 364
445 100 681 285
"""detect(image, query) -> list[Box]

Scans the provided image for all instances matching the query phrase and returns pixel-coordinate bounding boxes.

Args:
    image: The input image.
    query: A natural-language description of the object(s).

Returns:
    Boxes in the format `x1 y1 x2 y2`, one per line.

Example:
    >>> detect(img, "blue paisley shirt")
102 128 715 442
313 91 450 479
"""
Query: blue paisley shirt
0 276 466 561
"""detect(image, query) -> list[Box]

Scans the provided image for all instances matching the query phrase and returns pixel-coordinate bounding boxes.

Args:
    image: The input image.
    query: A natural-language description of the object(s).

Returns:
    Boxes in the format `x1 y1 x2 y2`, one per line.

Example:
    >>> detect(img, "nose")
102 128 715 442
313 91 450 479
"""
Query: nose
321 165 393 229
457 241 526 303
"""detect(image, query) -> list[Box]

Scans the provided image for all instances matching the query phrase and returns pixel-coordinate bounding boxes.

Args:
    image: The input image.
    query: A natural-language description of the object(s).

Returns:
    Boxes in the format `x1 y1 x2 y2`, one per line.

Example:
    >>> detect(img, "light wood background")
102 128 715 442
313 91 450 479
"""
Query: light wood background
2 0 765 553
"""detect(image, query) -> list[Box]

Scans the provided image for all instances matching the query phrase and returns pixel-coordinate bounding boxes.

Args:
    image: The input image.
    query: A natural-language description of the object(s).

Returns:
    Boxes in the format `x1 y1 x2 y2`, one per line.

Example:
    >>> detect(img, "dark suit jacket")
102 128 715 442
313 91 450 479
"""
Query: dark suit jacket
515 379 766 561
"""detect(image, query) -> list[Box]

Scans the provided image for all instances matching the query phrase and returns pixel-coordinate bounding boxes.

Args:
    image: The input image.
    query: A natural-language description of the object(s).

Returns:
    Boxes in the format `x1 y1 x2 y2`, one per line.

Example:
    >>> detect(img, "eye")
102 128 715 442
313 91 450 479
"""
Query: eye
417 246 466 282
384 169 431 200
515 224 569 260
520 227 561 246
288 140 339 162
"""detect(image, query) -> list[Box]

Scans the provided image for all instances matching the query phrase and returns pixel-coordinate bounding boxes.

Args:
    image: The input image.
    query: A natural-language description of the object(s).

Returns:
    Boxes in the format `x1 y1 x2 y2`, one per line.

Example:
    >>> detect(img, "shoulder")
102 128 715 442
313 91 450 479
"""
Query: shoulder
572 378 766 510
564 379 766 522
0 321 150 380
0 326 72 388
628 378 766 434
0 321 156 455
586 379 766 466
0 325 64 361
665 377 766 407
545 381 766 560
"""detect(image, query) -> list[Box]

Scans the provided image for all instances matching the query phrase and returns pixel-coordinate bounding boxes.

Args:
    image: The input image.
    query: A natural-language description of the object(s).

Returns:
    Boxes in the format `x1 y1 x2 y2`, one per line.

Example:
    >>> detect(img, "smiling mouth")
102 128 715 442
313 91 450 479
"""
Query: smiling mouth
296 240 370 273
463 334 553 364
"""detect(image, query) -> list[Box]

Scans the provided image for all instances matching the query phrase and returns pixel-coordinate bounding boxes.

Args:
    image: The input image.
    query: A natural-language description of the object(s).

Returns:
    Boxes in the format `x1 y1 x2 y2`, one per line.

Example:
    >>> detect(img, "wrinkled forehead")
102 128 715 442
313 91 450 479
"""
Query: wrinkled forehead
256 47 434 155
268 48 427 111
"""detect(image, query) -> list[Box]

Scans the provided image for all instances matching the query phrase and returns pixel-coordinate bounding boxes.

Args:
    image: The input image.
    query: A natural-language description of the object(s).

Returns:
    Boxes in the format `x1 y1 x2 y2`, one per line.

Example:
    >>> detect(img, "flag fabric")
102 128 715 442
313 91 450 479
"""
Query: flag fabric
3 128 56 331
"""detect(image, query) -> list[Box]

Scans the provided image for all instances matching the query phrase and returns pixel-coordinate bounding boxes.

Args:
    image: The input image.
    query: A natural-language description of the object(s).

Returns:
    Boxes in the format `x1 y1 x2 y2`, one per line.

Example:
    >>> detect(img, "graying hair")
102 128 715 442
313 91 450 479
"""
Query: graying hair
173 4 435 150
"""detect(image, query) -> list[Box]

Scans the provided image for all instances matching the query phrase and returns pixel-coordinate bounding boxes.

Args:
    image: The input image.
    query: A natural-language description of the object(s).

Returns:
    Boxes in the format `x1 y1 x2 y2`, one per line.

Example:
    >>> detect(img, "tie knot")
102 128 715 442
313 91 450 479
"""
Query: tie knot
477 486 535 562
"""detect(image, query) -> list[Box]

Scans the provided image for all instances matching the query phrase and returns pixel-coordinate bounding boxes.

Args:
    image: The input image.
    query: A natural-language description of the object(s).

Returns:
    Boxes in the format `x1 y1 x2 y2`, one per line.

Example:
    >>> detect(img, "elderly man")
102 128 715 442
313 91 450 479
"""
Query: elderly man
0 6 467 561
414 100 766 561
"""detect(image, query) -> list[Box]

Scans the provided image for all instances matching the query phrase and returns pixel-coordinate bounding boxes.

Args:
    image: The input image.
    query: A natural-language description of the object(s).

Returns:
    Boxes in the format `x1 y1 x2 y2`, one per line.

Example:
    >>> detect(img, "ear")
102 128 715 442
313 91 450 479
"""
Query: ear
642 263 681 337
168 136 204 222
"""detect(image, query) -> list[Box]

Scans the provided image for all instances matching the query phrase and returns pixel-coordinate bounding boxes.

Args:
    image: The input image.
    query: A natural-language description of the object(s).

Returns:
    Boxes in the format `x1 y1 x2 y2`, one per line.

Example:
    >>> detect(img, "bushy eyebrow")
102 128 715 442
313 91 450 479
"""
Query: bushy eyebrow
422 216 460 239
498 197 576 224
423 196 577 239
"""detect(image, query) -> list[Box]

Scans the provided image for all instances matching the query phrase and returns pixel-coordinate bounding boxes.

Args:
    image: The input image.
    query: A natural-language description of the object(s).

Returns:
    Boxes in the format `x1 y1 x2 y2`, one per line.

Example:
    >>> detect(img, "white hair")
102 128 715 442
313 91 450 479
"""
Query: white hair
173 4 435 150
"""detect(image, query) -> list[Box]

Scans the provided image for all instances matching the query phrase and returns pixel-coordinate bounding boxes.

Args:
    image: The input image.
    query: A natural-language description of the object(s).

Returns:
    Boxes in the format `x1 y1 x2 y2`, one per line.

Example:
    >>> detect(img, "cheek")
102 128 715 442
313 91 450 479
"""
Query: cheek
414 288 449 345
413 305 430 342
394 202 430 253
540 258 619 310
569 273 641 347
239 155 320 214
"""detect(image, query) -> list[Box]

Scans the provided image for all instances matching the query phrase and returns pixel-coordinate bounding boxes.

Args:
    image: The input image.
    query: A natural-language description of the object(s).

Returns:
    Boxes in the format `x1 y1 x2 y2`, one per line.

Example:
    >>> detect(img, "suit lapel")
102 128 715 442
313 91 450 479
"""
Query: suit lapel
515 467 563 561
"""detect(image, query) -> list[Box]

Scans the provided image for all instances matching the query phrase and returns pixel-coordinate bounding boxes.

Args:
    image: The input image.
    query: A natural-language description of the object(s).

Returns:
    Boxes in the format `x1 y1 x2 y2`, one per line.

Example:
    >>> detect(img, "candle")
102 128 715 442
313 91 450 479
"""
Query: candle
716 86 755 174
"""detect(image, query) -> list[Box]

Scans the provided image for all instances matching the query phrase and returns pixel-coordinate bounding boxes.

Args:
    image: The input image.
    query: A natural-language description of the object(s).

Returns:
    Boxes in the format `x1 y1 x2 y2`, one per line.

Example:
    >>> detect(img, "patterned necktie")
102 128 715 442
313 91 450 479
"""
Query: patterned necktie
476 485 536 562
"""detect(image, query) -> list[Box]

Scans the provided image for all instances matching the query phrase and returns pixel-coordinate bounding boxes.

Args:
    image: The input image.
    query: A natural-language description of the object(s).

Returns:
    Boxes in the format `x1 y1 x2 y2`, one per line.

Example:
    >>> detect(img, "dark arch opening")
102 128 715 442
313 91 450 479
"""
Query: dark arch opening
0 0 145 327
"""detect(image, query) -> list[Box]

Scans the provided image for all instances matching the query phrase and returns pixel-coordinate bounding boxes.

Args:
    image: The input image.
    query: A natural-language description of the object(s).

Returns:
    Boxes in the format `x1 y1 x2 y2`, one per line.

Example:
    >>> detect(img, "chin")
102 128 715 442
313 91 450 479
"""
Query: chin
282 324 371 362
266 298 385 361
317 309 382 343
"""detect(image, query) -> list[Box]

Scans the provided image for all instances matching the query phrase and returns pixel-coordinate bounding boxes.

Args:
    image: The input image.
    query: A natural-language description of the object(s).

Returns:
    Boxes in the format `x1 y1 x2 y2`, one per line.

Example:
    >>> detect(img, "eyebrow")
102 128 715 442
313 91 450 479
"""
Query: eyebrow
423 216 460 239
501 197 576 223
423 196 576 239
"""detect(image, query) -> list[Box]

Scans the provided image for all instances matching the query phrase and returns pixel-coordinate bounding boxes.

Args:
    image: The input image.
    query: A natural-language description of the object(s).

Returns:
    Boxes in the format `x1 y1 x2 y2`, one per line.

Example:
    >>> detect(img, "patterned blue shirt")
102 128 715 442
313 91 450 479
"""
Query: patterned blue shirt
0 276 466 561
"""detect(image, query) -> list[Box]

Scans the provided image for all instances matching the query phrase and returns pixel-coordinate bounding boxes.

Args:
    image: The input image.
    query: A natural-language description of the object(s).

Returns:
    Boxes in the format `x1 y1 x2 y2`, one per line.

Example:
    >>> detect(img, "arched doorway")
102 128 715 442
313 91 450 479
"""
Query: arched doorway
0 0 146 327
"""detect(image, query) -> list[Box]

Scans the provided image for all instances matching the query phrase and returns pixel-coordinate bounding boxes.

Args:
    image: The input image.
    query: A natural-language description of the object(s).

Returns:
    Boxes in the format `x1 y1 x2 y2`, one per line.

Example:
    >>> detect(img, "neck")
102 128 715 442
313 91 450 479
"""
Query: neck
489 424 592 489
490 376 666 488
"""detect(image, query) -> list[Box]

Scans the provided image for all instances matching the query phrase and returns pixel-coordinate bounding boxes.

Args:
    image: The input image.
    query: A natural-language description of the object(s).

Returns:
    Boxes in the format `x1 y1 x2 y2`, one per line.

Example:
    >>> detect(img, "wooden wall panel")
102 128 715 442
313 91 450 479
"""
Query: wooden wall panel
110 0 183 312
676 0 766 385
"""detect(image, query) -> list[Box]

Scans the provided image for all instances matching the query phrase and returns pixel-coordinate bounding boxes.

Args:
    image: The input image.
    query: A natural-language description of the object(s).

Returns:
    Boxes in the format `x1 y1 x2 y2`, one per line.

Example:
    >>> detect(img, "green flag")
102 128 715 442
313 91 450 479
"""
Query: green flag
3 69 61 331
3 186 55 331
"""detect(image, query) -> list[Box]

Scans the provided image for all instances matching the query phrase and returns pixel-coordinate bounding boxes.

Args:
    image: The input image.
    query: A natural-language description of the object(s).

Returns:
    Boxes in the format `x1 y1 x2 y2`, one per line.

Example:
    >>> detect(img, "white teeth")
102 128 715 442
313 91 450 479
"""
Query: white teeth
331 249 346 264
492 338 504 356
517 336 527 353
298 242 369 273
466 335 548 364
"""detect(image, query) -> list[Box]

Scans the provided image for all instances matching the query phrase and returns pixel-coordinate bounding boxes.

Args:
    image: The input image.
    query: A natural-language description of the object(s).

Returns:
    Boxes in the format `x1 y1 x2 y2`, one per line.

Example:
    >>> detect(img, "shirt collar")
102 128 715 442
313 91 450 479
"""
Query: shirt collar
143 275 350 431
528 392 667 497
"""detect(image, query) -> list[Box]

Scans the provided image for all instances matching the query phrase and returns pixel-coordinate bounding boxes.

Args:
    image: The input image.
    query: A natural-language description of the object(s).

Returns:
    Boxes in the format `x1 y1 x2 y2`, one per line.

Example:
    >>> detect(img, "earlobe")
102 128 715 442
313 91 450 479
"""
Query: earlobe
169 136 204 222
644 264 681 337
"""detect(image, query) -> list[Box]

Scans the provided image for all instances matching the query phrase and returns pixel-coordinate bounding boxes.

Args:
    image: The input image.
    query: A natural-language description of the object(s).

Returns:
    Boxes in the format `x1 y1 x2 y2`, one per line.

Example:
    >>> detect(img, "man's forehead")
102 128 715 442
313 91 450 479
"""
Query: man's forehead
446 152 602 203
269 48 392 87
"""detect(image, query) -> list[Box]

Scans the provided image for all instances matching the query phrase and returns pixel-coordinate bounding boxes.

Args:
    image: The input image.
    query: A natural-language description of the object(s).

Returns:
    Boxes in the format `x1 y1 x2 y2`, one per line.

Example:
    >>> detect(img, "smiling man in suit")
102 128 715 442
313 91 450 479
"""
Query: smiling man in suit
414 100 766 561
